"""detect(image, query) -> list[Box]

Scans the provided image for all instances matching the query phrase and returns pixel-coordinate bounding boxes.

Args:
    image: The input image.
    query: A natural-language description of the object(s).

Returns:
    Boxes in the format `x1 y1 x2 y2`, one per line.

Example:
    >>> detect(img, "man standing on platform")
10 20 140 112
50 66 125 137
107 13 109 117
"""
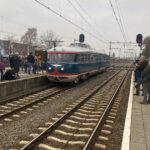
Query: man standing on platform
27 52 35 74
12 52 21 77
9 54 14 69
135 56 148 95
140 60 150 104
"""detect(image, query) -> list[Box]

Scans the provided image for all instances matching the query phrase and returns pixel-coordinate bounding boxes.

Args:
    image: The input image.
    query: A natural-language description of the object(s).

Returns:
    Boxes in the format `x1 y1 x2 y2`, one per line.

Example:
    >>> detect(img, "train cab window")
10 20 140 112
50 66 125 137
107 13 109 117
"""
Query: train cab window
62 54 75 62
48 53 76 63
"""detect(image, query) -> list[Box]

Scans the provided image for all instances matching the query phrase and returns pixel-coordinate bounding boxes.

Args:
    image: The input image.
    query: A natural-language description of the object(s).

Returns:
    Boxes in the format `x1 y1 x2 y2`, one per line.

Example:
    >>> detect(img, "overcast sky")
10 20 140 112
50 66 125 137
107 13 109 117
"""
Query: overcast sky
0 0 149 56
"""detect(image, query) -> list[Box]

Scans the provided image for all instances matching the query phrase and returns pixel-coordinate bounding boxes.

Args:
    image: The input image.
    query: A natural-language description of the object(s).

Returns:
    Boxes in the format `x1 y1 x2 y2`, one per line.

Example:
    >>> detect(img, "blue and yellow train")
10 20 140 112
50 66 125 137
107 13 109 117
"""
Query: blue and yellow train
46 43 110 83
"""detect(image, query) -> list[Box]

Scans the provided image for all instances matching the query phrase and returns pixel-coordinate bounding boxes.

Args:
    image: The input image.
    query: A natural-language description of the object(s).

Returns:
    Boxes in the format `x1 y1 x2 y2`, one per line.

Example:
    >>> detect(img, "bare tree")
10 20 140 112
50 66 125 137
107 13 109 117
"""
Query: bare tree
21 28 37 53
40 30 62 49
143 36 150 57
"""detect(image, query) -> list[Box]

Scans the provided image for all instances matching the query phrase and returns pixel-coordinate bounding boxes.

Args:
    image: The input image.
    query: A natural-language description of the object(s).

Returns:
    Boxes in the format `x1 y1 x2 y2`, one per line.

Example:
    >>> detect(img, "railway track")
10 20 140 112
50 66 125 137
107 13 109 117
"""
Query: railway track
83 70 128 150
0 71 115 129
0 86 70 123
108 63 134 71
14 70 129 150
108 66 134 71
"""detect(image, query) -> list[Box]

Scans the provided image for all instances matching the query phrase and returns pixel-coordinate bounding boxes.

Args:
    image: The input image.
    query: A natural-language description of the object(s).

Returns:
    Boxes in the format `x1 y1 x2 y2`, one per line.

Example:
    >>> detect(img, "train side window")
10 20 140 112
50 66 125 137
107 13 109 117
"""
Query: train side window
89 54 91 62
77 54 84 63
84 54 88 63
90 54 94 62
87 54 90 61
74 54 78 62
98 55 101 61
83 54 87 62
80 54 84 62
77 54 81 62
82 54 85 62
95 55 99 62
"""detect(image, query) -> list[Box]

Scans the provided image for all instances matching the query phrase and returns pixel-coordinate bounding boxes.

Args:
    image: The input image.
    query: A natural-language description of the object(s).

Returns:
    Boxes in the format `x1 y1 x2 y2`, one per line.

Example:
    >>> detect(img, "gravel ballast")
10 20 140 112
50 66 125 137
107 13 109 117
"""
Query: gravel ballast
0 71 115 149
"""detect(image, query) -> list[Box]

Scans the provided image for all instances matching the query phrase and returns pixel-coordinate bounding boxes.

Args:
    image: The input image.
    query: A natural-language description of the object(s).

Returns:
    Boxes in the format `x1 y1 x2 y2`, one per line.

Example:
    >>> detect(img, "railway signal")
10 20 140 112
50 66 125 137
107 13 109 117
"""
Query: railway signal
136 34 143 49
79 34 85 43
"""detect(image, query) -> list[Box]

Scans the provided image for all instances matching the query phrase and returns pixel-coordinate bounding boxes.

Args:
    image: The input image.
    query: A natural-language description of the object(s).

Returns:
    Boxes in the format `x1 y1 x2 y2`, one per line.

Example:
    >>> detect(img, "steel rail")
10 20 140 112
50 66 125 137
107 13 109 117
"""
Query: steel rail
21 70 121 150
108 66 134 71
0 87 69 120
83 70 129 150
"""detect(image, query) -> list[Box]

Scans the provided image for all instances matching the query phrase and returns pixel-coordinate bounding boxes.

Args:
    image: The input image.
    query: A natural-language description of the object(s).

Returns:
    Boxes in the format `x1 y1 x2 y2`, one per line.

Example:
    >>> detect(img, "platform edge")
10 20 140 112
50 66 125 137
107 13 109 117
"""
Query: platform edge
121 71 134 150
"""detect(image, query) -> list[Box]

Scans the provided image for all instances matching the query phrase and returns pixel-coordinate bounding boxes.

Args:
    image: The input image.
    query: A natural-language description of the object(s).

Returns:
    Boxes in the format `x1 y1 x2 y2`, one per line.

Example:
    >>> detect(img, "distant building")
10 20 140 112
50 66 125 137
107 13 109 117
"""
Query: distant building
0 40 38 56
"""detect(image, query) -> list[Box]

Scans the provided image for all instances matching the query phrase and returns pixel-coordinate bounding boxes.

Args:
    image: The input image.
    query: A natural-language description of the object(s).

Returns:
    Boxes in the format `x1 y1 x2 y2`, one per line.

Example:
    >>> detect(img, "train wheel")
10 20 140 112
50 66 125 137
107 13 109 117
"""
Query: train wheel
74 77 79 84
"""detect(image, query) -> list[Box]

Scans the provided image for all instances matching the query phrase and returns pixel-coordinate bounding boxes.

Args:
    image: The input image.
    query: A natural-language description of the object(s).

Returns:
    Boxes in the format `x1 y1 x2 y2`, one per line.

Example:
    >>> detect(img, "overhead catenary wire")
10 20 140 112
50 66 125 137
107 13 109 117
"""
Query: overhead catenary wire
108 0 126 41
73 0 109 42
110 0 132 50
113 0 128 41
113 0 125 36
34 0 108 46
116 0 130 41
66 0 91 27
108 0 127 41
66 0 105 40
65 0 109 44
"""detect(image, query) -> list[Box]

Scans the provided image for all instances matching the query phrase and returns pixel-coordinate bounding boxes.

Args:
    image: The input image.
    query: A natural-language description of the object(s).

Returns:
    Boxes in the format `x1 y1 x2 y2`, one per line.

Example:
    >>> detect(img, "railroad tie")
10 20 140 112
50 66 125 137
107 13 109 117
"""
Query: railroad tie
95 143 107 149
38 143 61 150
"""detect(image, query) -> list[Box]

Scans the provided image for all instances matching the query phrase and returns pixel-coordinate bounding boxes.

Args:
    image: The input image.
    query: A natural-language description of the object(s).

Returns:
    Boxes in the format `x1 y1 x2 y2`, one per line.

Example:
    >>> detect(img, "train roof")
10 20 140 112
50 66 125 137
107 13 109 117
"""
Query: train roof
47 43 108 56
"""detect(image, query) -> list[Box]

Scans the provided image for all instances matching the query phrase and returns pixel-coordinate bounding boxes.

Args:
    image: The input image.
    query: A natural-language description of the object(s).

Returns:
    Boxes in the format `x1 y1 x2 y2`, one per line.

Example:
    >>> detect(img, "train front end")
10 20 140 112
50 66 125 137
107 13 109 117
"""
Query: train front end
46 50 79 83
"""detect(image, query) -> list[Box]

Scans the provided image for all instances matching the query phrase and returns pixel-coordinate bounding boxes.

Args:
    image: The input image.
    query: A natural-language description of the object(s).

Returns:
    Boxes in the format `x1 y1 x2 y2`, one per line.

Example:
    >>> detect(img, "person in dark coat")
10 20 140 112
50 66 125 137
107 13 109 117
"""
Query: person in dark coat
3 69 16 80
140 61 150 104
9 54 14 68
12 52 21 77
137 57 148 78
27 52 35 74
0 58 5 81
134 58 139 82
135 56 148 95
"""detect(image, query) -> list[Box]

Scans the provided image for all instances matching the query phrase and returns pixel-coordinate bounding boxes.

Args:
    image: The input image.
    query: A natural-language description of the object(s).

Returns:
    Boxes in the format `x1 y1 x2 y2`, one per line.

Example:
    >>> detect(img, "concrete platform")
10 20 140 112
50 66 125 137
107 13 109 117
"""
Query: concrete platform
18 72 45 79
0 71 50 101
121 72 150 150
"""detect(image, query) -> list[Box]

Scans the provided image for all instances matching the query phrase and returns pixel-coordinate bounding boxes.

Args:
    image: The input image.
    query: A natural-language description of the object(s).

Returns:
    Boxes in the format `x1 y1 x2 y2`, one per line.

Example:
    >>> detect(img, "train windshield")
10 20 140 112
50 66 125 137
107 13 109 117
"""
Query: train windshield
47 53 76 63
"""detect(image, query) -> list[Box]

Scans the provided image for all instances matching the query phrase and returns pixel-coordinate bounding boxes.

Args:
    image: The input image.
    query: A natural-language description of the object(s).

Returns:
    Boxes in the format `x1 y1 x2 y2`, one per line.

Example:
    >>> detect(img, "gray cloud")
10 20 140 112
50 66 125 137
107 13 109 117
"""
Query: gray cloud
0 0 149 55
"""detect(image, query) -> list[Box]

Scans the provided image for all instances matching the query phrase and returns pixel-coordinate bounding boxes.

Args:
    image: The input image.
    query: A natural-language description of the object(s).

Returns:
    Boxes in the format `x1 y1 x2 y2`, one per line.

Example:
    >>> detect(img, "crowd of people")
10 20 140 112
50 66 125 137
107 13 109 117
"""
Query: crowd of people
0 52 45 81
134 55 150 104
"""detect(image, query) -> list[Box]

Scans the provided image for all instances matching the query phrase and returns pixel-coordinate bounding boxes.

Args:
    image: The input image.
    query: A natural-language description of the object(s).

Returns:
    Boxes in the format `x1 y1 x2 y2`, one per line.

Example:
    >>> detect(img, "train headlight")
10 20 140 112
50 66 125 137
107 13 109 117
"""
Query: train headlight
49 67 52 70
60 67 64 71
